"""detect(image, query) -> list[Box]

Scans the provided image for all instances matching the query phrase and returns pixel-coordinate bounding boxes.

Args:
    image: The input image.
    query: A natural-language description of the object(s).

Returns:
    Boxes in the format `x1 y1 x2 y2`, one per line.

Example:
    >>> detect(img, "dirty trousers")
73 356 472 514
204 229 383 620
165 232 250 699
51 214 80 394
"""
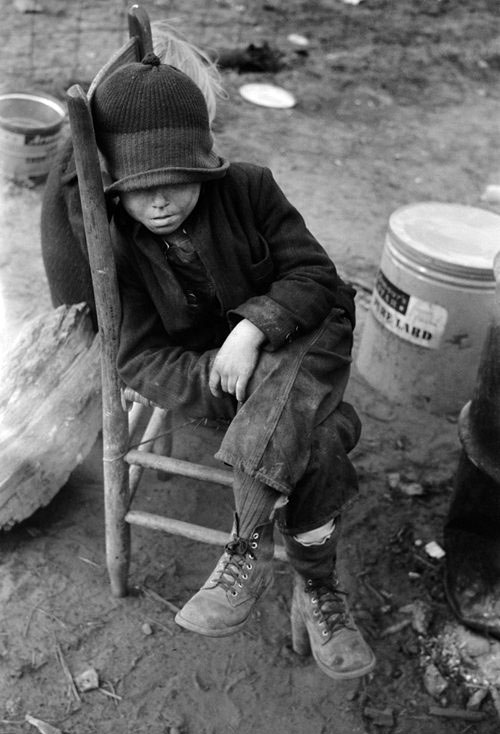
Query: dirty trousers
180 308 361 536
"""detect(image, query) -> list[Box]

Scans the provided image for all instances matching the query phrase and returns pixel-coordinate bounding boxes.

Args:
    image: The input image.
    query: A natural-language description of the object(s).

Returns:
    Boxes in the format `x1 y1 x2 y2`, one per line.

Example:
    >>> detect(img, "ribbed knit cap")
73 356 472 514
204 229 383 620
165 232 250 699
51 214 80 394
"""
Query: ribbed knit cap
91 53 228 193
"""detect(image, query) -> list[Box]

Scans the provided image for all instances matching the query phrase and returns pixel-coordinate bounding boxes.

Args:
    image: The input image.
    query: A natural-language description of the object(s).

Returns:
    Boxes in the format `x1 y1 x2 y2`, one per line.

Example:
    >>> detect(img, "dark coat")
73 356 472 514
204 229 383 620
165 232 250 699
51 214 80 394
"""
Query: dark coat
112 161 356 412
40 137 98 327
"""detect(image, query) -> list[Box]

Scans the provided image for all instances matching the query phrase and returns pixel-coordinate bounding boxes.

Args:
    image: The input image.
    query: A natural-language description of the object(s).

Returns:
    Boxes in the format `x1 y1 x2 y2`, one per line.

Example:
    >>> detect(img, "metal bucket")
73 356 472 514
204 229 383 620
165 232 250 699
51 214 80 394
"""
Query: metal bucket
0 91 66 180
356 202 500 414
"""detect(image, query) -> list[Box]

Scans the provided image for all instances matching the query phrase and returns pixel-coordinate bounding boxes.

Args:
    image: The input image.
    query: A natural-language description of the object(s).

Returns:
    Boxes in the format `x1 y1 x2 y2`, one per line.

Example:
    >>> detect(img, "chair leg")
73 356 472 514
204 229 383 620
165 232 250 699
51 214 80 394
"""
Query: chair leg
154 410 174 481
103 396 132 597
104 455 131 597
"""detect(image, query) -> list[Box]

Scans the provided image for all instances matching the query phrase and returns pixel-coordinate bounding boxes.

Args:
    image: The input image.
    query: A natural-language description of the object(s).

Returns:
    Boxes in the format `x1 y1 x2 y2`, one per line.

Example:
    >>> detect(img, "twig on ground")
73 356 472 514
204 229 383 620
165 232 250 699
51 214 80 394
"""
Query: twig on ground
362 578 386 603
23 606 36 637
143 614 174 635
55 642 81 703
139 585 180 614
25 714 62 734
413 553 439 571
380 619 412 637
98 684 122 703
25 606 67 631
428 706 487 722
78 556 101 568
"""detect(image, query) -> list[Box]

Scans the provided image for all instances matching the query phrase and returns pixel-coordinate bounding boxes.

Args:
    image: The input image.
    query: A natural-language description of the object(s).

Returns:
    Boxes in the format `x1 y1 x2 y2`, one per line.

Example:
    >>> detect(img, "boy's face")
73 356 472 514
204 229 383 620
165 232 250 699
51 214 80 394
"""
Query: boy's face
120 183 201 236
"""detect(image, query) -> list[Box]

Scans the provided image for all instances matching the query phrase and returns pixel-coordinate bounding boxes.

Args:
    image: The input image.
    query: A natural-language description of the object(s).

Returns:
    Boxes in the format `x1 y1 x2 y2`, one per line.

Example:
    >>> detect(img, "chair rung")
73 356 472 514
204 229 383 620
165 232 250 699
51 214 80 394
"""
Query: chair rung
125 510 287 562
125 448 233 486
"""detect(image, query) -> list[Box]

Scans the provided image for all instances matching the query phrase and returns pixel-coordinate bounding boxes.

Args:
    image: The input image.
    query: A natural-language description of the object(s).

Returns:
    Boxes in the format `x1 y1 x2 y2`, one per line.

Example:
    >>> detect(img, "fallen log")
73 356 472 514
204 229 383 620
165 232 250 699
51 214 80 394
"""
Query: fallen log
0 303 101 529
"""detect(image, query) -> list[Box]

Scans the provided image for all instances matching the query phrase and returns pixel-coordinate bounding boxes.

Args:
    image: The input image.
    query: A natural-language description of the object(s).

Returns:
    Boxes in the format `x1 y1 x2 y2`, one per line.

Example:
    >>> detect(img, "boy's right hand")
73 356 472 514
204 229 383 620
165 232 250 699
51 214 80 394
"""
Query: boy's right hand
209 319 265 403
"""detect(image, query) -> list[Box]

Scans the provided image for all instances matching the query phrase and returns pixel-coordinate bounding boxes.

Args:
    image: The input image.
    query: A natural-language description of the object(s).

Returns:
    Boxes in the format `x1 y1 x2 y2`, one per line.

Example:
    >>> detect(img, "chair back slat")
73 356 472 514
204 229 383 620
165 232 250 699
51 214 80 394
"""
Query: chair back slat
128 4 154 59
66 83 132 595
87 5 152 99
65 85 129 455
87 37 140 99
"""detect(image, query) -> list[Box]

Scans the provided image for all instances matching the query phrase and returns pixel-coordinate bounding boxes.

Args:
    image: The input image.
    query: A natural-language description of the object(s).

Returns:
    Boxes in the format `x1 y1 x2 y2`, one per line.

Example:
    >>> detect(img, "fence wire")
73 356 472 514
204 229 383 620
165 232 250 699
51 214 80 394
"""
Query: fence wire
1 0 252 98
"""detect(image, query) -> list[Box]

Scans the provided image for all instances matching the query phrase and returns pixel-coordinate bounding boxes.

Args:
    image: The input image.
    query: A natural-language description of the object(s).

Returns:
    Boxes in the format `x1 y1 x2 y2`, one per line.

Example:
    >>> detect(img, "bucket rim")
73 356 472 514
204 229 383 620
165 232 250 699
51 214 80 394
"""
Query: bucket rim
388 201 500 282
0 91 66 136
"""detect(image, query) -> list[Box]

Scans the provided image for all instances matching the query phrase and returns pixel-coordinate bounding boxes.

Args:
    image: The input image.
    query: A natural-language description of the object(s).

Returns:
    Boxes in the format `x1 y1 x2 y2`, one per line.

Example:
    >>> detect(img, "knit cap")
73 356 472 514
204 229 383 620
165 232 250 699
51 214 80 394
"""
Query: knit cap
91 53 229 193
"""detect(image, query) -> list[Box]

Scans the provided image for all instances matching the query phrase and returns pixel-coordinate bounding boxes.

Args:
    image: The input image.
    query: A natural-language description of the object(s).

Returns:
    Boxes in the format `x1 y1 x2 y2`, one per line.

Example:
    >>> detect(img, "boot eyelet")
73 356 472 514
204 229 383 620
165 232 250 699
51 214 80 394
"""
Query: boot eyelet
246 563 253 570
313 610 319 616
322 630 329 637
242 573 248 580
230 589 238 596
250 542 258 549
311 598 318 605
252 532 259 539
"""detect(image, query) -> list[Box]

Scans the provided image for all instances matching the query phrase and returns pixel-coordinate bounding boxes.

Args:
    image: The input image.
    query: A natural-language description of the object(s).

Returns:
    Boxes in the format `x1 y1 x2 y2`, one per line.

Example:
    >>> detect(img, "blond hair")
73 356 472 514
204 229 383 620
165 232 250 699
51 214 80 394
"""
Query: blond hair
151 20 225 126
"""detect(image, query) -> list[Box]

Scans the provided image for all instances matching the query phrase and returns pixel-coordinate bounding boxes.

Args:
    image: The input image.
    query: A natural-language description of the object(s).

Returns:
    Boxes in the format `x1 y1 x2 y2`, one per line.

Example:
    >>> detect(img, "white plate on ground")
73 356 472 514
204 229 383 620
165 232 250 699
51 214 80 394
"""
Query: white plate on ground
239 83 296 109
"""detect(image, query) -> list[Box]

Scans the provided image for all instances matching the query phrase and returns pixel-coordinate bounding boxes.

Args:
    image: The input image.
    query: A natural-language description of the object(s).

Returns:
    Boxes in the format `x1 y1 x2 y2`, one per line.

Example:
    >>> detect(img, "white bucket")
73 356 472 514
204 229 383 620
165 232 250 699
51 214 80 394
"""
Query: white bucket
356 202 500 414
0 92 66 180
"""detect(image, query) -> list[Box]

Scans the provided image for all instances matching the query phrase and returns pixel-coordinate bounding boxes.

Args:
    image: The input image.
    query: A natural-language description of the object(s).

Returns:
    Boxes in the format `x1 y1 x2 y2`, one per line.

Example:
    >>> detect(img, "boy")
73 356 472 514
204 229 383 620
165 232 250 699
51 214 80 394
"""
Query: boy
41 20 224 331
91 53 376 680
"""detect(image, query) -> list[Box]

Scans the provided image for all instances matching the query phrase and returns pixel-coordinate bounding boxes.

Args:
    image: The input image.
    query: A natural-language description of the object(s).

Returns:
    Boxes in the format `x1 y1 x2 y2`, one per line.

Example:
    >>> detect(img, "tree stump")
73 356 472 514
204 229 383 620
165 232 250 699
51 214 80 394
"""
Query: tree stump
0 303 102 529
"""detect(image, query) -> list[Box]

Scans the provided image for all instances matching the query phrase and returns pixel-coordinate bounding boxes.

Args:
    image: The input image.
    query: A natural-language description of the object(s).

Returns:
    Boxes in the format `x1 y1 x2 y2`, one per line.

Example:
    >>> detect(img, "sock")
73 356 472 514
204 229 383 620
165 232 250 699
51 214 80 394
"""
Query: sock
233 469 282 538
294 519 336 546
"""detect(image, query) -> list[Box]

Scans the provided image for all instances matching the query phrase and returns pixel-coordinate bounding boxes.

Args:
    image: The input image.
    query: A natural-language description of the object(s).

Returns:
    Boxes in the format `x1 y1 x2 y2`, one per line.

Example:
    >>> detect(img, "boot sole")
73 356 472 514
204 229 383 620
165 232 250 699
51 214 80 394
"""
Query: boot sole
174 578 273 637
314 650 376 681
174 611 250 637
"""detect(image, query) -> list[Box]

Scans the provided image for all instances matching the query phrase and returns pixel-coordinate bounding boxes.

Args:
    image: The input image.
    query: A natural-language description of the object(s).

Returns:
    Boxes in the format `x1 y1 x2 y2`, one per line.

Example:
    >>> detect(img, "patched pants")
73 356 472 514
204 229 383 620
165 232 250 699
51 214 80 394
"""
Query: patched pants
179 307 361 535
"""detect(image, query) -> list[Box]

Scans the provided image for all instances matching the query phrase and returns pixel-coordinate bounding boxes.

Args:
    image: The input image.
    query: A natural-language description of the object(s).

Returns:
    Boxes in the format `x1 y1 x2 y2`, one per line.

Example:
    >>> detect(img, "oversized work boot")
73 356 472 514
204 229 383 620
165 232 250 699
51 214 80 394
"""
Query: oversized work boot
444 451 500 639
284 532 376 680
175 517 274 637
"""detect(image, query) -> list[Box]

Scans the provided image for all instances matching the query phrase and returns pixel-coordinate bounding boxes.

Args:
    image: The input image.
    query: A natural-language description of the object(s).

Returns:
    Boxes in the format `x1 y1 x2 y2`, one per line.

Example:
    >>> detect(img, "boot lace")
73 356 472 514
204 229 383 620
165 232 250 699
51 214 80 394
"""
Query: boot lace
210 534 259 596
305 577 356 638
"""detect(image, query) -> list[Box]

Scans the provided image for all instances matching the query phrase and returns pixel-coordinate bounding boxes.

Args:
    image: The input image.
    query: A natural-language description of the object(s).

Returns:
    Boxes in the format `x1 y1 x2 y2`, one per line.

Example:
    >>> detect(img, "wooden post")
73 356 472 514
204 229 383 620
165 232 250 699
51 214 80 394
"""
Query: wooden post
66 86 131 597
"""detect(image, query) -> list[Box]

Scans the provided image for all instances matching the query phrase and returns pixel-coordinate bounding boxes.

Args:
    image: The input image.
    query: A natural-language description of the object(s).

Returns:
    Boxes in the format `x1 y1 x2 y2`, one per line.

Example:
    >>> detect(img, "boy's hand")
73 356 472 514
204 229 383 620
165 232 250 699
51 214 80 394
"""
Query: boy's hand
209 319 266 402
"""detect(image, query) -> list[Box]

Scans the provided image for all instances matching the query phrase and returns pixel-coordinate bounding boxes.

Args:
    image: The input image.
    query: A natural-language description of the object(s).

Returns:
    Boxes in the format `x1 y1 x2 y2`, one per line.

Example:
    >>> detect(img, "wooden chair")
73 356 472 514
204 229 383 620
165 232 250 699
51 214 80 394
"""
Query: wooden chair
66 4 284 597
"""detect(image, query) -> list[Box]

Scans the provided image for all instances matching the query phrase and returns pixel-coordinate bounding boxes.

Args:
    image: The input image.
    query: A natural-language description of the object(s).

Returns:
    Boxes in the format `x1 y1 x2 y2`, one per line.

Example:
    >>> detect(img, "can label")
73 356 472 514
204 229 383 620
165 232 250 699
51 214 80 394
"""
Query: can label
371 270 448 349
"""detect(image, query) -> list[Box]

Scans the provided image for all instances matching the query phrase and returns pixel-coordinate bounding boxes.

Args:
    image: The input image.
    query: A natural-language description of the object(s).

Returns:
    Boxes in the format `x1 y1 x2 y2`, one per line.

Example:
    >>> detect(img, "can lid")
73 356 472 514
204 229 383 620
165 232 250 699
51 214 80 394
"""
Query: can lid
0 92 66 136
388 202 500 281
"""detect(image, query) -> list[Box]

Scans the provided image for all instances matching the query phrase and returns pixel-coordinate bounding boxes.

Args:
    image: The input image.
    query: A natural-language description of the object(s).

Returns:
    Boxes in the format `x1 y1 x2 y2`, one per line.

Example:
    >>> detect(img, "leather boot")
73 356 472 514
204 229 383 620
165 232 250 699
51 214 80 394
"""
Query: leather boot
175 516 274 637
284 532 375 680
444 451 500 638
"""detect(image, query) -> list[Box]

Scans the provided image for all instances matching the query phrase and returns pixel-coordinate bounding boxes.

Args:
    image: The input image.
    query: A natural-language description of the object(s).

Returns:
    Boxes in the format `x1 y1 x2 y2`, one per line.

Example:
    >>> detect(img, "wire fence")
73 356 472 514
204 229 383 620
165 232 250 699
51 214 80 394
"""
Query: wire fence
1 0 255 98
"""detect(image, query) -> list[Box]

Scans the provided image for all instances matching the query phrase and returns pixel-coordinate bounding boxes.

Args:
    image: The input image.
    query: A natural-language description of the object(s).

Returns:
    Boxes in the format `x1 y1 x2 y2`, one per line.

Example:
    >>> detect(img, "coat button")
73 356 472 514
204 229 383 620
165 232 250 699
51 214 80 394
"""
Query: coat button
186 290 198 306
285 325 299 343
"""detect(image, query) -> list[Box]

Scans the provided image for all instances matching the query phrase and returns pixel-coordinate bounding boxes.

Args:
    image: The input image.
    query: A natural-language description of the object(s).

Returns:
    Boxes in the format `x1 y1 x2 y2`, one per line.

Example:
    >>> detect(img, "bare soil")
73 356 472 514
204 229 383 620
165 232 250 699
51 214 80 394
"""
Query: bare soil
1 1 500 733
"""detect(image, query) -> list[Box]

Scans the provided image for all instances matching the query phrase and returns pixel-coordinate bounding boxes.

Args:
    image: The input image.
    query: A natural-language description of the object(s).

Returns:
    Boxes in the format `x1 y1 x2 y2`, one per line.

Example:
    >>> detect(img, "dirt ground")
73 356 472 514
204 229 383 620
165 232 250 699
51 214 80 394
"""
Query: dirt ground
2 0 500 732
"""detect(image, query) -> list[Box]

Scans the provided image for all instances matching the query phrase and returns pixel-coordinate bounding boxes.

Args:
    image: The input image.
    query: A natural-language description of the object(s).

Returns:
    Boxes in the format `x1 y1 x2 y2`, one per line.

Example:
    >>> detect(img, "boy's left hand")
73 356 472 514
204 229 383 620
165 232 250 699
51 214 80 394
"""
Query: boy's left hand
209 319 266 402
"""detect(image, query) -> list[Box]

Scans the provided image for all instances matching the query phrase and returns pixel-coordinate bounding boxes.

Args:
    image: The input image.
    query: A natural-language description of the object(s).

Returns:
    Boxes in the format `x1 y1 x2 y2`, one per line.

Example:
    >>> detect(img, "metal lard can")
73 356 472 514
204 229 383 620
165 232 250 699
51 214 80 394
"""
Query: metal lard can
356 202 500 414
0 91 66 180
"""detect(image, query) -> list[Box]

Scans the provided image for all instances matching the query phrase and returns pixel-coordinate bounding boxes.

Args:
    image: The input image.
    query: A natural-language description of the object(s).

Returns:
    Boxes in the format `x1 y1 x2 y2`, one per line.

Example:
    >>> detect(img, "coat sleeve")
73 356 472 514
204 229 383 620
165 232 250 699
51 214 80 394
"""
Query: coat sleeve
228 166 355 349
114 239 233 414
